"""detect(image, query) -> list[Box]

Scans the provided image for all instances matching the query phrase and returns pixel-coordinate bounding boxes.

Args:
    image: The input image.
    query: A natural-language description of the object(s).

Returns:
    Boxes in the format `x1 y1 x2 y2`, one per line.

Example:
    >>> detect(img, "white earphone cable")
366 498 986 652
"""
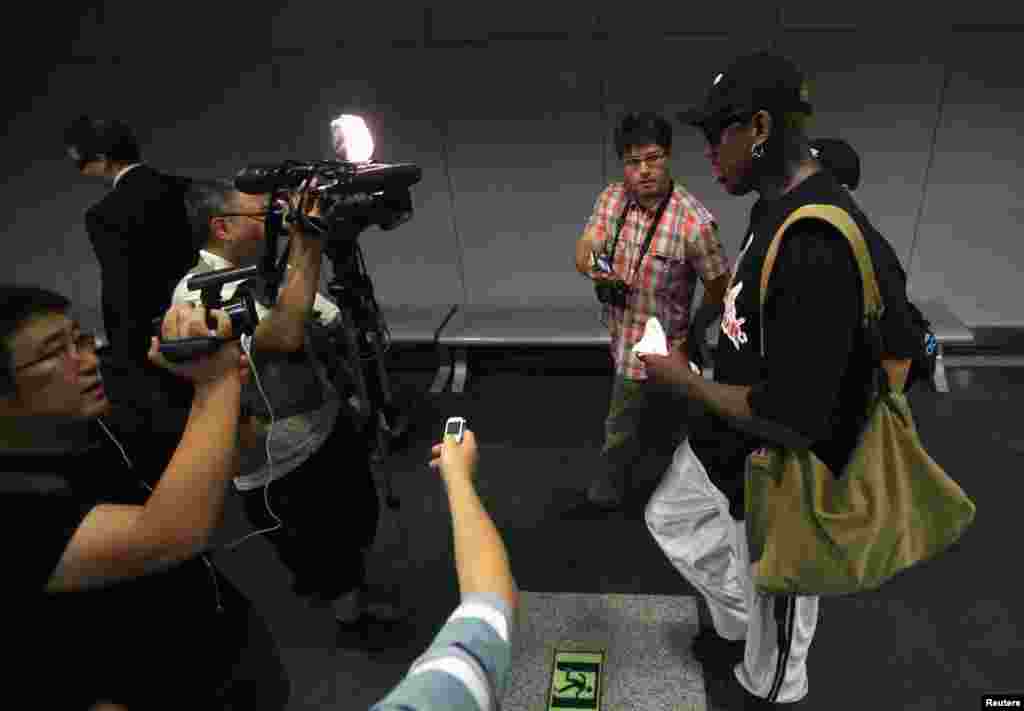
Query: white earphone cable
222 333 282 551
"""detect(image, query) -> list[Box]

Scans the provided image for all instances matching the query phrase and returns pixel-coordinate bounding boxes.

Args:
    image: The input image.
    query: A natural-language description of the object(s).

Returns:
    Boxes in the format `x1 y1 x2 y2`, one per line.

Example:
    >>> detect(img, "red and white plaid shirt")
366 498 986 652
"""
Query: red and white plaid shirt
585 181 730 380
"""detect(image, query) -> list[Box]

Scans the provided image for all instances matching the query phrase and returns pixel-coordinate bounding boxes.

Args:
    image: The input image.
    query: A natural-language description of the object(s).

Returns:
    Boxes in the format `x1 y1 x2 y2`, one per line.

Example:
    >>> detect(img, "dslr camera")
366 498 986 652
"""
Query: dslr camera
591 252 632 308
595 278 632 308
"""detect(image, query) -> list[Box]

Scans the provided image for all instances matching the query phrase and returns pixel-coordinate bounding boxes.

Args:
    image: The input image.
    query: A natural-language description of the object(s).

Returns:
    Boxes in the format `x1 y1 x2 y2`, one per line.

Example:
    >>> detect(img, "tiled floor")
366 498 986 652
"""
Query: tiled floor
209 359 1023 710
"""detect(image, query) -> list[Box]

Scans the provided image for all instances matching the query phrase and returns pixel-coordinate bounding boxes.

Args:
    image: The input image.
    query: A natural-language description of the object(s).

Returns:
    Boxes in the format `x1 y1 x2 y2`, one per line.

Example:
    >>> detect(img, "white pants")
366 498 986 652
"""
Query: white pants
644 439 819 704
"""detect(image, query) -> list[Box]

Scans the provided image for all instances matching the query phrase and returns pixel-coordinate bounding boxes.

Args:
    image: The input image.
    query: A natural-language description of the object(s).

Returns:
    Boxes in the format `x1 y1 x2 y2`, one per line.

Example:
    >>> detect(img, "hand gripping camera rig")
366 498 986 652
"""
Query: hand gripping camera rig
230 156 422 457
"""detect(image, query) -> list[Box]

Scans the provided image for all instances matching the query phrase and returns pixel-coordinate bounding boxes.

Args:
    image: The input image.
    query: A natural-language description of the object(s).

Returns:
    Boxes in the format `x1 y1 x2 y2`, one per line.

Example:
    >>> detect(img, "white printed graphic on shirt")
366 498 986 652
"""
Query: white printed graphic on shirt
722 280 748 350
720 232 754 351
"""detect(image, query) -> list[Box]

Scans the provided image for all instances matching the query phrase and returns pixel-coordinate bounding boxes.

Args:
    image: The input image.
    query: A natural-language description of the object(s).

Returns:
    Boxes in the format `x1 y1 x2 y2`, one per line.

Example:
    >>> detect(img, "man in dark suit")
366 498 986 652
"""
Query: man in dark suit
64 116 198 477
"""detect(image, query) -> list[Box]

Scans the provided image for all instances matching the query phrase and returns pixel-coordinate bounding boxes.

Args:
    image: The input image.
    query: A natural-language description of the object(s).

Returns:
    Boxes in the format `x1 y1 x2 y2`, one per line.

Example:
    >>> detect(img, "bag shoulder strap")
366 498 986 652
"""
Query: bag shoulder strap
759 204 910 393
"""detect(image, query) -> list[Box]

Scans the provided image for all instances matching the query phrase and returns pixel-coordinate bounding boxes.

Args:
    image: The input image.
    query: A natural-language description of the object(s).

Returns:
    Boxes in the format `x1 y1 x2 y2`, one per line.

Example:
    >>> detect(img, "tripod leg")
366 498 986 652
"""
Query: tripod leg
337 307 372 424
367 329 409 443
359 338 412 608
367 329 394 407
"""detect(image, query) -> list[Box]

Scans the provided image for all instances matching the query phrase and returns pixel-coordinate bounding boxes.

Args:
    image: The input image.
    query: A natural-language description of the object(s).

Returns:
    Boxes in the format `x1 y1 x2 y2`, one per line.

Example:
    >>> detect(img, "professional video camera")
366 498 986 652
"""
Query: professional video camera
236 112 420 238
234 159 421 234
157 115 422 368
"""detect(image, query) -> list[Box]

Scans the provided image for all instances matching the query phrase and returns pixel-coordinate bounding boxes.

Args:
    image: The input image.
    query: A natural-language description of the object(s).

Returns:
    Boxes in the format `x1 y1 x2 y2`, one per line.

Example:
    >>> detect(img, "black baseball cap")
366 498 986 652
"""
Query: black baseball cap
810 138 861 190
677 51 812 131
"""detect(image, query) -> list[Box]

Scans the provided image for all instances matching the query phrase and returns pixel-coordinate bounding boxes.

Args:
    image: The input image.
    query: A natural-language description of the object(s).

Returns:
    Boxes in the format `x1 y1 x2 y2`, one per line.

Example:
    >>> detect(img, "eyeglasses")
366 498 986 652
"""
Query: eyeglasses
13 330 97 373
623 151 668 170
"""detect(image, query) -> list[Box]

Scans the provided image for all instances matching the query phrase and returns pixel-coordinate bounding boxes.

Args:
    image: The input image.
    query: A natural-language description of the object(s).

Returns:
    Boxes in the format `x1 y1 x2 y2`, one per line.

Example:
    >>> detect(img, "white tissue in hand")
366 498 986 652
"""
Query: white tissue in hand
633 317 668 356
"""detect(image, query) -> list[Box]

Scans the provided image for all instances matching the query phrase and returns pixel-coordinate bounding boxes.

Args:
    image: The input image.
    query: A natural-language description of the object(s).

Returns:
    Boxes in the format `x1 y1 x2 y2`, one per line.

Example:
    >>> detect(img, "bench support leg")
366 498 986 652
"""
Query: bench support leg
933 343 950 393
451 348 469 394
430 345 453 394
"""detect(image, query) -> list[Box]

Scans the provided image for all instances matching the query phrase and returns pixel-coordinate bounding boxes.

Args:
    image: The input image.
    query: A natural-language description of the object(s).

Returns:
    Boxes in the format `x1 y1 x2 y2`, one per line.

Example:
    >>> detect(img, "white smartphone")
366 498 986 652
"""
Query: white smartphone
443 417 466 444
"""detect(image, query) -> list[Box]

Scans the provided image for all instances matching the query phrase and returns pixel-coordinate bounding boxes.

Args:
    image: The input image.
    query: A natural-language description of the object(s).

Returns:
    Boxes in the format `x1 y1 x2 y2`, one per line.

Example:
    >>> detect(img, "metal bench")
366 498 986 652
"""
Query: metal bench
377 304 459 393
430 299 974 395
437 307 612 393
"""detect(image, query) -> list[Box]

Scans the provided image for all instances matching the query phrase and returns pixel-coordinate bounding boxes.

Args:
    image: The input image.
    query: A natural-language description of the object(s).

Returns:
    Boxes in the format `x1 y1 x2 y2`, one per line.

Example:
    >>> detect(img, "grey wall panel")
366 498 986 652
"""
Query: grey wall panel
432 5 754 38
438 46 606 308
268 2 423 49
913 32 1024 327
773 31 947 269
11 24 1024 331
72 2 411 56
780 3 1024 27
68 2 270 59
135 63 283 178
269 50 463 309
2 61 136 333
431 6 595 39
1 58 280 334
598 7 766 34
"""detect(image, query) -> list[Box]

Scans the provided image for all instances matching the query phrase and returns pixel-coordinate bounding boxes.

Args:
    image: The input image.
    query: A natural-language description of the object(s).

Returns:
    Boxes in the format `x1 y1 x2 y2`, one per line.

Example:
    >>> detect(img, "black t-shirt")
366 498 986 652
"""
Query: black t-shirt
1 420 252 709
690 171 921 519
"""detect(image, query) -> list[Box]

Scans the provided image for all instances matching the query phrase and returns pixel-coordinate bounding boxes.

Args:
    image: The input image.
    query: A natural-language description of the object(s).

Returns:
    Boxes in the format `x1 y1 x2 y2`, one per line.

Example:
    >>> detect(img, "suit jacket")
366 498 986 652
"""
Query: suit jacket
86 165 198 416
85 164 198 363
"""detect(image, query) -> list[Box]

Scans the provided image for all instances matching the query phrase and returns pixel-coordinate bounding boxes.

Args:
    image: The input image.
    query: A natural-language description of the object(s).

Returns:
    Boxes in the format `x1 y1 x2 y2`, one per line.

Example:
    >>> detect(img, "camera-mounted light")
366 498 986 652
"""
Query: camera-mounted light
331 114 374 163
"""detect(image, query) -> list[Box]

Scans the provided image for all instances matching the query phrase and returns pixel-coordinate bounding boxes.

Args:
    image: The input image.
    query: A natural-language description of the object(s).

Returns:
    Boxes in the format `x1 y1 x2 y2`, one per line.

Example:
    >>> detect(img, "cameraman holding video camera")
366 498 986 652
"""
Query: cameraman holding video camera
175 178 404 641
0 287 289 709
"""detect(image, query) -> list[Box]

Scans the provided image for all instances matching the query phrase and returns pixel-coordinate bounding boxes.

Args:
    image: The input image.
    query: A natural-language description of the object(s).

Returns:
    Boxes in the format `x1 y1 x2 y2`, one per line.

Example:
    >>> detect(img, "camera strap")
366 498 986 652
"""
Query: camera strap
606 181 673 284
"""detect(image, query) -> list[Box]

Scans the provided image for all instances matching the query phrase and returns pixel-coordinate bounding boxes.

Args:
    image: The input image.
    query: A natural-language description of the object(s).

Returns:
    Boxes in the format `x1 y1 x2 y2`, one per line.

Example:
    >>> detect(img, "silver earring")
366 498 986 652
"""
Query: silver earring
752 143 765 159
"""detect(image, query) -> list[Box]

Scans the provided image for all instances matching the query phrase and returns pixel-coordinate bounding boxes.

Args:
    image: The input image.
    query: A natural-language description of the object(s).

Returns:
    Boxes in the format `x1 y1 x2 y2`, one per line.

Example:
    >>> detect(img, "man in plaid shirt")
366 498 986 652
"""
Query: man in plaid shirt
574 112 731 511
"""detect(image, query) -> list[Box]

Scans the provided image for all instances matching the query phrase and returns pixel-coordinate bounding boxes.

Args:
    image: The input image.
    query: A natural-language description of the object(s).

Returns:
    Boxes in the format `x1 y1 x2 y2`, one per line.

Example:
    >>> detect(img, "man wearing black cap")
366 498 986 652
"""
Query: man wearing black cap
640 51 922 706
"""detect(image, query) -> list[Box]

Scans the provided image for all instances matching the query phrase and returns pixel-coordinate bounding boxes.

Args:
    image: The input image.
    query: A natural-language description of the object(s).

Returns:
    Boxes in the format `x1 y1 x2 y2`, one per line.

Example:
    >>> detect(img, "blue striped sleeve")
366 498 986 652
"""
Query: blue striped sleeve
369 592 515 711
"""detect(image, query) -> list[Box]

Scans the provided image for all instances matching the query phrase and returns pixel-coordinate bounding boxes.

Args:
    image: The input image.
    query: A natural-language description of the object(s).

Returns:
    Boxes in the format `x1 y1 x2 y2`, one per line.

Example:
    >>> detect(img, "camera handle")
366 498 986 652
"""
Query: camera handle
158 335 227 363
154 279 255 363
260 194 286 304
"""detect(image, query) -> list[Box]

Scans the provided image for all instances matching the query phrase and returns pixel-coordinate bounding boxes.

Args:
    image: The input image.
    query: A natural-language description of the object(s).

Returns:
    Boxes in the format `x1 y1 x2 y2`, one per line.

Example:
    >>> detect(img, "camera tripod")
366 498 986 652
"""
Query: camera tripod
324 237 409 462
319 225 413 591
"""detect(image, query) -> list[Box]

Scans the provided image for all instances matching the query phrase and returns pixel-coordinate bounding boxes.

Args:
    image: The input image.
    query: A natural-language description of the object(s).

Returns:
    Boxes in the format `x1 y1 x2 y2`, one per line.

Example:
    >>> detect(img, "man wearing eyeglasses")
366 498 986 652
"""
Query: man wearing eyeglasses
573 111 732 512
173 179 406 643
0 285 290 709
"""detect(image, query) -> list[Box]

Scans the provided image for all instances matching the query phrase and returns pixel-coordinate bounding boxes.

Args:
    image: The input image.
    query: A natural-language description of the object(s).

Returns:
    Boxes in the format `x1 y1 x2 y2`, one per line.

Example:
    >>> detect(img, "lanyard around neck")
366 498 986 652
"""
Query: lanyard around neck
606 182 673 283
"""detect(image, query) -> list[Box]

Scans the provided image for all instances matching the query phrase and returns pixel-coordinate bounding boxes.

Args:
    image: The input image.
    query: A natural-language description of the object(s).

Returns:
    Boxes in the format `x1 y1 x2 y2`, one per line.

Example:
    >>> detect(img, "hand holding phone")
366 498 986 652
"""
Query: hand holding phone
428 417 478 483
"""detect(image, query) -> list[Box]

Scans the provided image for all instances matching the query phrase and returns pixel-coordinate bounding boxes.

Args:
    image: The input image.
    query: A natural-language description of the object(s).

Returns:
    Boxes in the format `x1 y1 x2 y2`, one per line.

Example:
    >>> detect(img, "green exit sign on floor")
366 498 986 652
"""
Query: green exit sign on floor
547 649 606 711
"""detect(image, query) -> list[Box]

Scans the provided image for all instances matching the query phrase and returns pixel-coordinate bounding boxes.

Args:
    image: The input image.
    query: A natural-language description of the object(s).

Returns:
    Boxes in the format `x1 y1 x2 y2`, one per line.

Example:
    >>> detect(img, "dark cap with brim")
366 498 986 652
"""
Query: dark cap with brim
678 51 812 129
